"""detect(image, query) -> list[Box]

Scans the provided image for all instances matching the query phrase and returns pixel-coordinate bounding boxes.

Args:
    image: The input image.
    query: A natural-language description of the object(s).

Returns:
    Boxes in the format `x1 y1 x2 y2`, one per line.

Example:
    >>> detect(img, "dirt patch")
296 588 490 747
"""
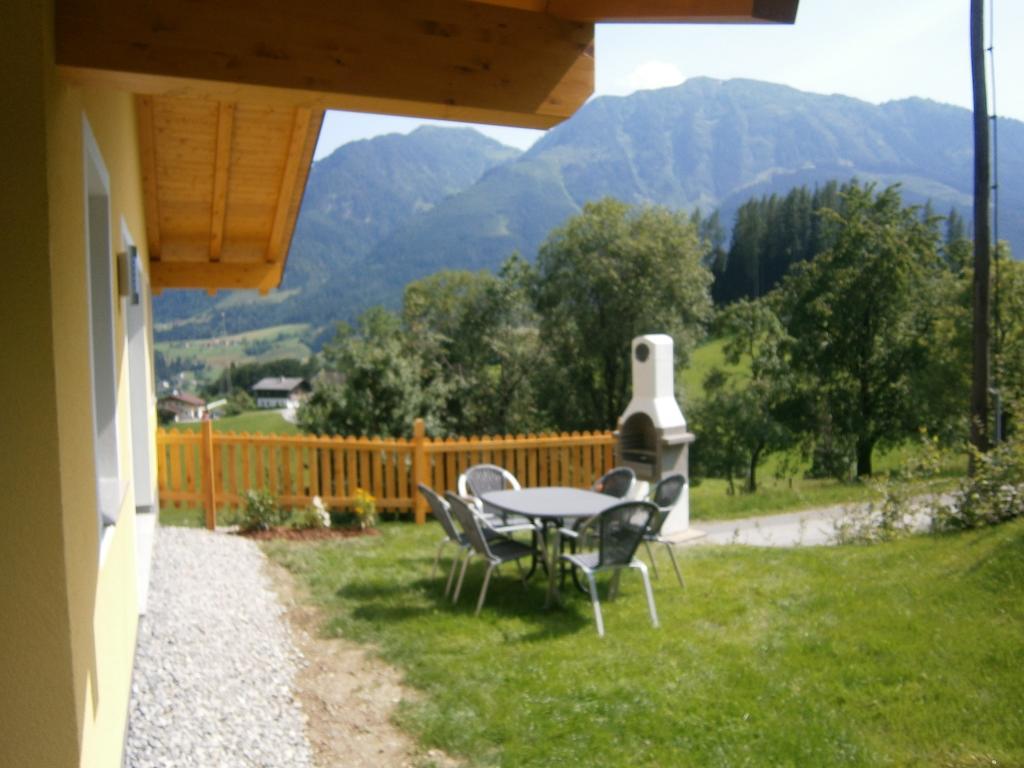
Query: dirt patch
265 559 461 768
240 527 380 542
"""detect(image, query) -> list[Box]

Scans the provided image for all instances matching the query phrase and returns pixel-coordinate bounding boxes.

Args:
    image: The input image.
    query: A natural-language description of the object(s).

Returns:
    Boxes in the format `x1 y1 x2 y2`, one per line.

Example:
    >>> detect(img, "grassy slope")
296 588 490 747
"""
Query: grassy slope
267 519 1024 767
679 336 749 406
166 409 300 436
155 323 312 377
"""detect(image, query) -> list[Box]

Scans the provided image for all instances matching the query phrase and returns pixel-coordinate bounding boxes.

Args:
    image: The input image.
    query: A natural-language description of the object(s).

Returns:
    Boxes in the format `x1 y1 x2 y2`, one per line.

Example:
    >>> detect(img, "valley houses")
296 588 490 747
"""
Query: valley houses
0 2 796 765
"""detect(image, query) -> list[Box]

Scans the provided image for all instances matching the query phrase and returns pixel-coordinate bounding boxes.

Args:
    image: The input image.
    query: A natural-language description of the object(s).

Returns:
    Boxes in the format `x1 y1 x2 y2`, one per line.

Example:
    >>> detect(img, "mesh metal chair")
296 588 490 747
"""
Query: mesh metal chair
459 464 535 530
445 492 538 616
568 466 639 543
642 473 687 588
592 466 637 499
560 501 660 637
418 483 471 598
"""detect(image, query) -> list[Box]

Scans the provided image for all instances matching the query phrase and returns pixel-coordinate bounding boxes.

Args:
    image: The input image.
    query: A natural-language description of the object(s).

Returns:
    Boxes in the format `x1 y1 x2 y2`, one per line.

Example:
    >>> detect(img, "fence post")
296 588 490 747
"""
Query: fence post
412 418 427 524
201 418 217 530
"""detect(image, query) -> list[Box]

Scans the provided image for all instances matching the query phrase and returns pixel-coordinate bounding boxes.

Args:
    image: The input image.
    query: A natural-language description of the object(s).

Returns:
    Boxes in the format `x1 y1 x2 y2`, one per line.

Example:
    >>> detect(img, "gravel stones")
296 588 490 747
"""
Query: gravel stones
125 527 314 768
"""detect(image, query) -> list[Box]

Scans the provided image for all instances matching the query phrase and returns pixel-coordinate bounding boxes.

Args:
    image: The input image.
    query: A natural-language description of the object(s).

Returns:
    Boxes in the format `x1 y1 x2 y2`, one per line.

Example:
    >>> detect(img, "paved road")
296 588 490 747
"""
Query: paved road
679 498 940 548
690 506 849 547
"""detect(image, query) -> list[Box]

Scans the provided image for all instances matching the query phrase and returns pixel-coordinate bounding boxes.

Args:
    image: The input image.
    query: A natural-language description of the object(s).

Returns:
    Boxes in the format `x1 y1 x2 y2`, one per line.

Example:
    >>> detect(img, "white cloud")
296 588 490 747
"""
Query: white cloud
618 60 685 95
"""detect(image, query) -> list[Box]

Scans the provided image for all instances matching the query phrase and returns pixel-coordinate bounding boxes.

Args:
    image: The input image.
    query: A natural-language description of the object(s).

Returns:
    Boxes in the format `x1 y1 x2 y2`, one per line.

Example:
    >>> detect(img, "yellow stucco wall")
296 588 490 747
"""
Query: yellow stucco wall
1 2 152 766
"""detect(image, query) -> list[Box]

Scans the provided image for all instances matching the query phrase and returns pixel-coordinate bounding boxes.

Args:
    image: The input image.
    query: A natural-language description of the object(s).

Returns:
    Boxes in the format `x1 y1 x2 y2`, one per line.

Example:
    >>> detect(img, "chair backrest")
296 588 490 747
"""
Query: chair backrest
593 467 636 499
595 501 657 568
444 492 495 558
464 464 521 497
649 473 687 536
418 483 461 543
653 473 687 508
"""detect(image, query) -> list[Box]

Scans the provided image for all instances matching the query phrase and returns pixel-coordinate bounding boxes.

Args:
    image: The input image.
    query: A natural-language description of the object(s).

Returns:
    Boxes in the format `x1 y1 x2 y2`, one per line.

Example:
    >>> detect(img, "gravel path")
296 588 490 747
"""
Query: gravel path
125 527 313 768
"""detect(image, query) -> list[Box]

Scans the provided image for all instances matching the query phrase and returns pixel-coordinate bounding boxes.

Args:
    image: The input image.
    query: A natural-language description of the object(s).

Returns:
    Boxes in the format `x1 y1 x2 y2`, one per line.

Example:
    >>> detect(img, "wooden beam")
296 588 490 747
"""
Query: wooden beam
135 95 162 259
56 0 594 129
468 0 798 23
149 261 278 291
261 108 323 293
266 108 313 266
209 102 235 261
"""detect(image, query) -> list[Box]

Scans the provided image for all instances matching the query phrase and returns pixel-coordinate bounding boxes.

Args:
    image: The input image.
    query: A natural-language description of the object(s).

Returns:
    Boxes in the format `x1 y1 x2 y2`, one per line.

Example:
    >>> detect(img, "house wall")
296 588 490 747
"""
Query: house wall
0 2 152 766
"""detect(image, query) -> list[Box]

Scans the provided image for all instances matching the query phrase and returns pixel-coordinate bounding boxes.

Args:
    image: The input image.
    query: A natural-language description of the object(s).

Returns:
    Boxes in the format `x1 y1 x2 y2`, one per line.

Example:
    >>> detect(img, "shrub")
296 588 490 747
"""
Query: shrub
287 496 330 530
935 437 1024 531
833 431 945 545
239 488 288 532
287 506 327 530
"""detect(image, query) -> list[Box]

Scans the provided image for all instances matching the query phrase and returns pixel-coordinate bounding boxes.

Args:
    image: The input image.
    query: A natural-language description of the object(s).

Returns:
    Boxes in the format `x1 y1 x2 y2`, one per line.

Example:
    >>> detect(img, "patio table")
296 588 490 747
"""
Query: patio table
482 487 620 608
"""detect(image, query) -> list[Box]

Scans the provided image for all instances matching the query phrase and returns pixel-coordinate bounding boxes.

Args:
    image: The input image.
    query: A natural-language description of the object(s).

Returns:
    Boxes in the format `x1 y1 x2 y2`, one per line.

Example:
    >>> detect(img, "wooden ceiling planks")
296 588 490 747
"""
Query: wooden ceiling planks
139 94 323 292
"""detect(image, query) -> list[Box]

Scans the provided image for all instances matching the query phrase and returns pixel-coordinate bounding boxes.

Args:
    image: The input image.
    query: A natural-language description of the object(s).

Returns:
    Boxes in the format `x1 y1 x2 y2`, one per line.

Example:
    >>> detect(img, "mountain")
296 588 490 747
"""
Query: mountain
369 78 1023 287
153 125 520 337
155 78 1024 341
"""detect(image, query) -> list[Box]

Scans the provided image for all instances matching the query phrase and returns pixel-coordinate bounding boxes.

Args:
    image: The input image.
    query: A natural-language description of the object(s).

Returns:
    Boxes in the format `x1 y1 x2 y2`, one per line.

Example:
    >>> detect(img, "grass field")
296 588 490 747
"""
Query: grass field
156 323 313 378
680 336 749 406
166 409 300 436
266 518 1024 767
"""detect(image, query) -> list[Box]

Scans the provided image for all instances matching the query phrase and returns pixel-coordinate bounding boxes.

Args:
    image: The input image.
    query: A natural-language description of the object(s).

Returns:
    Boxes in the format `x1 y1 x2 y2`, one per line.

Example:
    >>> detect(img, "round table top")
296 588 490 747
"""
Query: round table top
481 487 620 520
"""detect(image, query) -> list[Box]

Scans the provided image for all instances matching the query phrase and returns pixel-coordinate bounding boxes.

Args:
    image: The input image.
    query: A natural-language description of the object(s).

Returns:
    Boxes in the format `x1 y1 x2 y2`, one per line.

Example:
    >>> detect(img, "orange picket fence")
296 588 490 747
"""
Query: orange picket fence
156 418 616 528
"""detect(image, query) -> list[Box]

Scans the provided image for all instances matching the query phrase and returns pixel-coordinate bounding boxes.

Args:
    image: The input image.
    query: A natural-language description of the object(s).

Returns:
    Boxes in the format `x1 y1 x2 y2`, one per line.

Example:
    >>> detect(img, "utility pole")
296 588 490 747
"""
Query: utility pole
969 0 991 467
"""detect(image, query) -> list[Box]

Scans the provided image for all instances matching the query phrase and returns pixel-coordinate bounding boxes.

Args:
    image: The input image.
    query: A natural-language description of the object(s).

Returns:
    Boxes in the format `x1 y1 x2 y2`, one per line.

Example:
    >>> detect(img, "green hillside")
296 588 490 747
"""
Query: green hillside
156 324 314 379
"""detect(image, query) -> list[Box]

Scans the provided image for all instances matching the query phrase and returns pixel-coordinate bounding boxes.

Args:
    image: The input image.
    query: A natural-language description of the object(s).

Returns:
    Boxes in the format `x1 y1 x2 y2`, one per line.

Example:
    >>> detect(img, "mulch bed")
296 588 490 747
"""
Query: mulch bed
237 527 381 542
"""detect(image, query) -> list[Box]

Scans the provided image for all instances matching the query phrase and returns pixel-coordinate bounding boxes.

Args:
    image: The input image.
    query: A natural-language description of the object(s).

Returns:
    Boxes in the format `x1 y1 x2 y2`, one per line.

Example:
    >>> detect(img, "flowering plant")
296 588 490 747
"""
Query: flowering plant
353 488 377 530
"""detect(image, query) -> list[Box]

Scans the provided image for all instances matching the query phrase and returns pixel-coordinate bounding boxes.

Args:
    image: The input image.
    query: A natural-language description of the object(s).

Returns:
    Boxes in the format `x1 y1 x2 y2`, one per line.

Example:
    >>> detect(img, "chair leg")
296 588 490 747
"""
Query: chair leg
608 570 622 601
514 556 527 588
431 538 448 579
453 552 473 605
635 562 660 629
585 570 605 638
444 548 464 598
664 542 685 588
475 563 496 617
643 540 659 579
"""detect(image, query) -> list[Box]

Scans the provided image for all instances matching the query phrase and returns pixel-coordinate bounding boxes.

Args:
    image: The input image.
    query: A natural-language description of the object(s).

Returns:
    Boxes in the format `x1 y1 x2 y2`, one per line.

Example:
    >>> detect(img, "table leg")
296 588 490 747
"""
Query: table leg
544 521 563 609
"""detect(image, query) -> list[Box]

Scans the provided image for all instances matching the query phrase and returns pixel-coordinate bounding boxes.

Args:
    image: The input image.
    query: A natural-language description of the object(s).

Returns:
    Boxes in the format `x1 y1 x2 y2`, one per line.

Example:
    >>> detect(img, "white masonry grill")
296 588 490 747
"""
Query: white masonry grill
614 334 695 532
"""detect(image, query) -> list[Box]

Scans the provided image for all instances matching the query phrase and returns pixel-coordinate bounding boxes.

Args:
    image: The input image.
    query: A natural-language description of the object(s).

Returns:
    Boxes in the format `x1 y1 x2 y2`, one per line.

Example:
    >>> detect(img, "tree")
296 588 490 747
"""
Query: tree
994 249 1024 433
533 198 712 430
691 299 792 492
712 181 842 306
298 308 435 437
402 256 546 435
777 183 945 477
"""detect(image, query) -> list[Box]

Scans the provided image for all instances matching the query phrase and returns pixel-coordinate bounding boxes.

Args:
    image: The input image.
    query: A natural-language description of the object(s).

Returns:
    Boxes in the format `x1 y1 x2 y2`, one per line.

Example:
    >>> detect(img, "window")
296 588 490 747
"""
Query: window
84 116 122 545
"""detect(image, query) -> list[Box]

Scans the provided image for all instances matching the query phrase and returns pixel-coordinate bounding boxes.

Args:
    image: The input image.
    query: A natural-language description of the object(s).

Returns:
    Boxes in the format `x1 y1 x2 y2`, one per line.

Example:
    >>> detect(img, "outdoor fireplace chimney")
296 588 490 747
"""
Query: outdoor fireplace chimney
615 334 695 533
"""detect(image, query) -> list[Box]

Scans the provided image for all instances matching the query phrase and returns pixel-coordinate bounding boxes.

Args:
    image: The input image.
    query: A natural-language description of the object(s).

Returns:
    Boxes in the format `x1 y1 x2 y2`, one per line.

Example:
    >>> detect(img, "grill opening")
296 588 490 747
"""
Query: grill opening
619 413 658 464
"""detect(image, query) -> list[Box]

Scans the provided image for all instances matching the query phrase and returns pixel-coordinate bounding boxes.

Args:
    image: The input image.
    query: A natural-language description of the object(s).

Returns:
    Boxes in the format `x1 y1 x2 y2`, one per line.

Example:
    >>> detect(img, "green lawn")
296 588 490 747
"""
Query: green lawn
690 441 965 521
266 520 1024 767
166 409 300 435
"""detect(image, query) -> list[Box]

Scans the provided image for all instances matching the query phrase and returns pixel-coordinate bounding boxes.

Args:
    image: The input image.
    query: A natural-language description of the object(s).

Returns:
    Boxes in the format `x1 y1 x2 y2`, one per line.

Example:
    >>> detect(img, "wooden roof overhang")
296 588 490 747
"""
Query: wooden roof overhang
55 0 797 293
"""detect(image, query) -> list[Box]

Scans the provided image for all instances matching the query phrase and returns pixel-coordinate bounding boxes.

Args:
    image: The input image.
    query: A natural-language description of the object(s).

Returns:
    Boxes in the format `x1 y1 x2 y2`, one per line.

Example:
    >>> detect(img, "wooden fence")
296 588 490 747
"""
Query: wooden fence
157 418 616 528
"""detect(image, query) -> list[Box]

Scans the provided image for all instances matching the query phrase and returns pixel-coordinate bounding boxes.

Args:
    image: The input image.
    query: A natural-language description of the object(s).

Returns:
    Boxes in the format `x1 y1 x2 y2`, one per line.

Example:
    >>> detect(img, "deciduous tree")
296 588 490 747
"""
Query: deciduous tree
533 199 712 430
777 183 945 477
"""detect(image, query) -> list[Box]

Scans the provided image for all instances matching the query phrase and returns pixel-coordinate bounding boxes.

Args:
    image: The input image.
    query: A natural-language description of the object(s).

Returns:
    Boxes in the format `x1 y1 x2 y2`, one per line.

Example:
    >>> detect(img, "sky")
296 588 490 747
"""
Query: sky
313 0 1023 160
